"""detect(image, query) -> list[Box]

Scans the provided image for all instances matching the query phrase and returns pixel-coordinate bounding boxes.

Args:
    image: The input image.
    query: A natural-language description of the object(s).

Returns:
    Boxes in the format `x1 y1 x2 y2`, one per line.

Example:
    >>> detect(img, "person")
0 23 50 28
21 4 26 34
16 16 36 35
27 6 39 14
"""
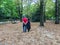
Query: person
22 16 28 32
27 18 31 32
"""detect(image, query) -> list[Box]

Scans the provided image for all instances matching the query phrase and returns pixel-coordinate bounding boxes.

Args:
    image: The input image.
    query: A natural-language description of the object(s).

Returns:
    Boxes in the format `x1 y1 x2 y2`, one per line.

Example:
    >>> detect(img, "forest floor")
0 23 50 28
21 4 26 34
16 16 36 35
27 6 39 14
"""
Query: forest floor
0 21 60 45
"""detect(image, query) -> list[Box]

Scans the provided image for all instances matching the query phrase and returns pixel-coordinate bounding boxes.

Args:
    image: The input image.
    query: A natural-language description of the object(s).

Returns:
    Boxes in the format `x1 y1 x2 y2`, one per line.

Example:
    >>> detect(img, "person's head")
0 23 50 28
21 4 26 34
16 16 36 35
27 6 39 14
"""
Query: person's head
22 14 26 18
28 18 30 21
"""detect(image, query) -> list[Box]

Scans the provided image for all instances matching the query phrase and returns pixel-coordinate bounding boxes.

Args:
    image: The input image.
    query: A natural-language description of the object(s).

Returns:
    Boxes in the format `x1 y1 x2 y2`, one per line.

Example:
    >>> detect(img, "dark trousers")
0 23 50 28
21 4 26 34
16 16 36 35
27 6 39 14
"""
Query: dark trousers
23 24 27 32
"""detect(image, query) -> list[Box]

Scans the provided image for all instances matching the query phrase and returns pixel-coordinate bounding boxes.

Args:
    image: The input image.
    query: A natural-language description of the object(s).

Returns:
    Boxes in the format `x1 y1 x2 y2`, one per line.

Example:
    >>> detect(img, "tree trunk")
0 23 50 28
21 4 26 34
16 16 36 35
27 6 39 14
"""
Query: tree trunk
55 0 59 24
40 0 44 26
20 0 23 21
16 0 23 22
44 0 46 22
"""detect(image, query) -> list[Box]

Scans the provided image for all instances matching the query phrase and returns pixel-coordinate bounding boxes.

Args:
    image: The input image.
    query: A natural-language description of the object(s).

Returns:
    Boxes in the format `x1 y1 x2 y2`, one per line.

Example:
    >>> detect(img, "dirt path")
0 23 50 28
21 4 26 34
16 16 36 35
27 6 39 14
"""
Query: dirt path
0 21 60 45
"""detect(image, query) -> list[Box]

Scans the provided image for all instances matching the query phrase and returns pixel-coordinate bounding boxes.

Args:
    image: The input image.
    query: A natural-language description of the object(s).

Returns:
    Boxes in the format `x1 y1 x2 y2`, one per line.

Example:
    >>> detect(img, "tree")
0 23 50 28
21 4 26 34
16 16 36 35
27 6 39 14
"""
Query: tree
40 0 44 26
20 0 23 21
27 0 32 18
44 0 46 22
55 0 59 24
16 0 23 21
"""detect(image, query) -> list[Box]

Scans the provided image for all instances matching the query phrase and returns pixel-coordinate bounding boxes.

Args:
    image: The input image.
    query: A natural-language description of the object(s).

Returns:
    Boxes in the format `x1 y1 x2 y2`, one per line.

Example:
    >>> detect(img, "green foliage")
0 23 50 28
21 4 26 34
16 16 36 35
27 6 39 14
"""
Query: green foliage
0 0 60 22
0 0 19 20
45 0 55 20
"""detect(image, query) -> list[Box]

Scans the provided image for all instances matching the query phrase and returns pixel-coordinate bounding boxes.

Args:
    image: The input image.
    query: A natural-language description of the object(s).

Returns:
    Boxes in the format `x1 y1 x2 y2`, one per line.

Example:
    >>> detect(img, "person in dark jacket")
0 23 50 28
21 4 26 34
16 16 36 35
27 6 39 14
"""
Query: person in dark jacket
27 18 31 32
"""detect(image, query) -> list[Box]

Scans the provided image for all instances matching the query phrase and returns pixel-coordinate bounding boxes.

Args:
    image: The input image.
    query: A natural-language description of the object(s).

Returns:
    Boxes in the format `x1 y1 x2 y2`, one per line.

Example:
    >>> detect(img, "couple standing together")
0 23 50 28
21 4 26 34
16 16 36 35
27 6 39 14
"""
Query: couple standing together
22 16 31 32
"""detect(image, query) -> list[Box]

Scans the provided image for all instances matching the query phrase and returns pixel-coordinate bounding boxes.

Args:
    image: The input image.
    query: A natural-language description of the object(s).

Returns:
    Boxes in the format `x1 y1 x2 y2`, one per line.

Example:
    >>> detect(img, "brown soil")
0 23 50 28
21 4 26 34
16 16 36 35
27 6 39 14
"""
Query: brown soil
0 21 60 45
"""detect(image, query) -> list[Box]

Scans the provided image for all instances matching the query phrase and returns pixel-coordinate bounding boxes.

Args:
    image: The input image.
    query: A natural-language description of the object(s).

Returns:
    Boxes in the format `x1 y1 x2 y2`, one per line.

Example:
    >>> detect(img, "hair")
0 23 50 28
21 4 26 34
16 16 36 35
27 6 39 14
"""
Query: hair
28 18 30 21
22 15 26 18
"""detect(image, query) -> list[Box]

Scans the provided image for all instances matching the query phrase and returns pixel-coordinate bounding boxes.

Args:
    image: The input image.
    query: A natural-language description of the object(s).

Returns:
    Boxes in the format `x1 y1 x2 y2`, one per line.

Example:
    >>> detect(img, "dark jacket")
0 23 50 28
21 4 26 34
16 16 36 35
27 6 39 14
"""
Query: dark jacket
27 19 31 30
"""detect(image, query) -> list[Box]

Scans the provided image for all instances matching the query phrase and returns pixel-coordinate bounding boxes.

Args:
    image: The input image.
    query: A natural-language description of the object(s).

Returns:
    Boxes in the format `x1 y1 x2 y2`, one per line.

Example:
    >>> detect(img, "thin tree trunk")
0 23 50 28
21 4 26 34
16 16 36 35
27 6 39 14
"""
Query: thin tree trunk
40 0 44 26
20 0 23 21
44 0 46 22
16 0 23 22
55 0 59 24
